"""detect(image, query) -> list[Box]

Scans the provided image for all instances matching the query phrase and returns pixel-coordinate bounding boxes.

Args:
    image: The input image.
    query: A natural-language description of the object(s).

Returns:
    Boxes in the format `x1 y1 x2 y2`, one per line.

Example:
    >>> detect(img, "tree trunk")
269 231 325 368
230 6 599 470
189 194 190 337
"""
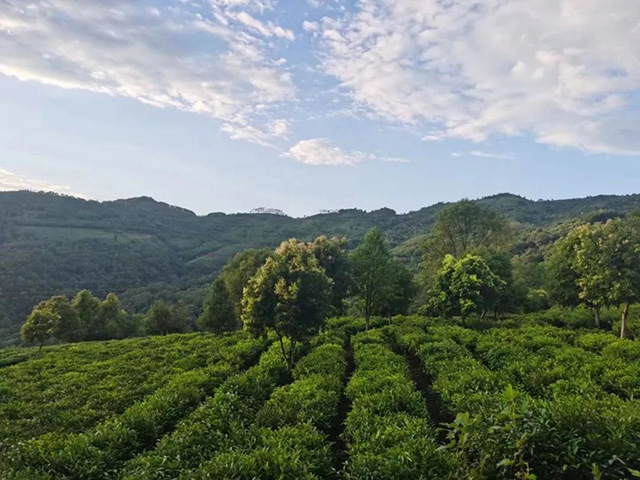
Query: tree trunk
276 334 288 368
288 340 296 371
38 343 43 354
620 303 629 339
594 308 601 328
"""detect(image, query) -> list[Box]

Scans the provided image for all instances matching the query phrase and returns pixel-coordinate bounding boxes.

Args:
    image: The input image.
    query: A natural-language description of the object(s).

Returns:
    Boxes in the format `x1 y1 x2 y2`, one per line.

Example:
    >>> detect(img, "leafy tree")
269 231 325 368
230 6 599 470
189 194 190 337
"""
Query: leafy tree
221 248 272 319
242 239 331 370
376 261 416 319
21 307 60 352
145 300 190 335
310 235 351 315
545 229 603 323
145 301 173 336
350 228 396 328
428 254 505 321
484 251 518 317
423 199 511 275
573 220 640 338
33 296 83 342
169 301 192 333
96 293 128 340
72 290 100 339
198 276 237 333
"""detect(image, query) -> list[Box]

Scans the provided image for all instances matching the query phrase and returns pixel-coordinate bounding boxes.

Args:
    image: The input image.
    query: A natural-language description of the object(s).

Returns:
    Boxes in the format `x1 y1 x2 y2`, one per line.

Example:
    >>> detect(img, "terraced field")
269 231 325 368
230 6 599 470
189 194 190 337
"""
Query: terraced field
2 317 639 479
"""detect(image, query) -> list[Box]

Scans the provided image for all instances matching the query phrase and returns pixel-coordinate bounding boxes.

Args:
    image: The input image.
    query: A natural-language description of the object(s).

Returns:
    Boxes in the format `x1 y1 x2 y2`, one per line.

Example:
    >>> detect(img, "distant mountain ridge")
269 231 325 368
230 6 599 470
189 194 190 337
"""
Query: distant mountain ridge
1 190 640 344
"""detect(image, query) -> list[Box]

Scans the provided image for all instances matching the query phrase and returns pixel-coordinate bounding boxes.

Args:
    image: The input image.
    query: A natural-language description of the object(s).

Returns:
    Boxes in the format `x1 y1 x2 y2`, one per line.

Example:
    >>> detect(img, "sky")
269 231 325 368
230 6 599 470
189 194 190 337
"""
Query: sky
1 0 639 217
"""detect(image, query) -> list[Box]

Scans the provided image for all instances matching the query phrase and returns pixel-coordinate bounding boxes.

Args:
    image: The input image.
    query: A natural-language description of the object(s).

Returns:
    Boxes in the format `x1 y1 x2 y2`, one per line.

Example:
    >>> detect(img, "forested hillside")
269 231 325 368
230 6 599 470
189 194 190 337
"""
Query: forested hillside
2 190 640 343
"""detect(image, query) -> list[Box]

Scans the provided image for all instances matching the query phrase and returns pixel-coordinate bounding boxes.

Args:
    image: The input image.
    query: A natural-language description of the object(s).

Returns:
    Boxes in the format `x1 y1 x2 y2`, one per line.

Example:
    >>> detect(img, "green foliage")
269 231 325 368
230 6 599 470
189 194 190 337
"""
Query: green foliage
242 239 332 369
21 307 59 350
3 334 265 479
311 235 351 315
0 333 251 452
428 254 506 319
344 330 459 479
221 248 272 318
422 199 512 272
548 219 640 336
351 228 413 326
197 276 237 333
4 191 640 343
119 341 294 479
145 300 190 335
395 321 640 479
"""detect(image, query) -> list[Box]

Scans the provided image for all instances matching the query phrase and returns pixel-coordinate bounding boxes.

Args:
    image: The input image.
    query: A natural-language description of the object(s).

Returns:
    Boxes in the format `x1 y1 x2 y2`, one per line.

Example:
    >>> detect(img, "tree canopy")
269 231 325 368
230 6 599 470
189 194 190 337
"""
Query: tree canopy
242 239 331 369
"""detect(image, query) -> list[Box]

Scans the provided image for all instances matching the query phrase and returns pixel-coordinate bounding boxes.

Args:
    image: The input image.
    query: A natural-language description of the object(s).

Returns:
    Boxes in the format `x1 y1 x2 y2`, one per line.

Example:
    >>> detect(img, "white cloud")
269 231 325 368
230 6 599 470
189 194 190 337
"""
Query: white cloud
232 11 295 40
222 118 289 146
0 0 295 145
0 168 88 198
317 0 640 155
285 138 407 166
303 21 319 33
470 151 514 160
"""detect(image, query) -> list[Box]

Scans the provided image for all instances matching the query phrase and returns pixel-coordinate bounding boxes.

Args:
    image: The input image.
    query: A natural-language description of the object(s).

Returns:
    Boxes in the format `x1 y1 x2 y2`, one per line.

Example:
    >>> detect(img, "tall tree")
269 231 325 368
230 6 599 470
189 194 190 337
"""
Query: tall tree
423 200 511 275
311 235 351 315
21 307 60 352
34 296 83 342
376 261 416 319
169 301 191 333
221 248 272 319
146 300 190 335
96 293 128 340
198 276 237 333
545 228 607 325
242 239 331 370
350 228 395 328
72 290 100 339
145 300 174 336
573 220 640 338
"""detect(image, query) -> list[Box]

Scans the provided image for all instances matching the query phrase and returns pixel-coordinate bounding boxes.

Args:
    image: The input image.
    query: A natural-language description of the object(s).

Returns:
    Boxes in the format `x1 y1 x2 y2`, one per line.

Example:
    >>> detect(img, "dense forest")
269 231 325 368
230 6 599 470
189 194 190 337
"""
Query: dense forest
3 190 640 345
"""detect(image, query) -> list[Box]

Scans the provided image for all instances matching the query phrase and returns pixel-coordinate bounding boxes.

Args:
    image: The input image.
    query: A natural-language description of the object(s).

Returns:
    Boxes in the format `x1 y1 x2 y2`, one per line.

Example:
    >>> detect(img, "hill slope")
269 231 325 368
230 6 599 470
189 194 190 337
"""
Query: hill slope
1 190 640 341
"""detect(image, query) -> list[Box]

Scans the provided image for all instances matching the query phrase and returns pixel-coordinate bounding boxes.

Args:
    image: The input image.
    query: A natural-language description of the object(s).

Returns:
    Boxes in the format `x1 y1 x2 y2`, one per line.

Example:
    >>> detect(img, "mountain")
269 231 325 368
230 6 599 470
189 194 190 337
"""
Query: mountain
1 190 640 344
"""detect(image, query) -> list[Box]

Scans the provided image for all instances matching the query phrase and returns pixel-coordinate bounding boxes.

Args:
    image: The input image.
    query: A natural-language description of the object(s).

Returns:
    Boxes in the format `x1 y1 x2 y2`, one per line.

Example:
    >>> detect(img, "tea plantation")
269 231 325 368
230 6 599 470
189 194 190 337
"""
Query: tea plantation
1 316 639 479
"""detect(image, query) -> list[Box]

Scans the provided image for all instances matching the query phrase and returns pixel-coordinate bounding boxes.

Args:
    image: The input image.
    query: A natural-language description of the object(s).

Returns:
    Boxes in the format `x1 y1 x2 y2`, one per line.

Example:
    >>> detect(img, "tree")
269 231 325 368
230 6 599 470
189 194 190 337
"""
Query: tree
310 235 351 315
169 301 192 333
198 276 237 333
423 200 511 275
33 296 83 342
350 228 395 328
96 293 128 340
428 254 505 322
242 239 331 370
546 229 605 325
376 261 416 319
221 248 272 319
573 220 640 338
22 307 60 352
145 301 174 336
145 300 190 335
484 251 517 317
72 290 100 339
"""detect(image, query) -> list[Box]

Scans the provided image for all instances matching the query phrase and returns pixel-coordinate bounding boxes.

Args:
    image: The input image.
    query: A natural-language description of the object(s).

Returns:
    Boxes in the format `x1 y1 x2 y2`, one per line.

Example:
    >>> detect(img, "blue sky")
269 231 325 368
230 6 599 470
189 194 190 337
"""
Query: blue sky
1 0 639 217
